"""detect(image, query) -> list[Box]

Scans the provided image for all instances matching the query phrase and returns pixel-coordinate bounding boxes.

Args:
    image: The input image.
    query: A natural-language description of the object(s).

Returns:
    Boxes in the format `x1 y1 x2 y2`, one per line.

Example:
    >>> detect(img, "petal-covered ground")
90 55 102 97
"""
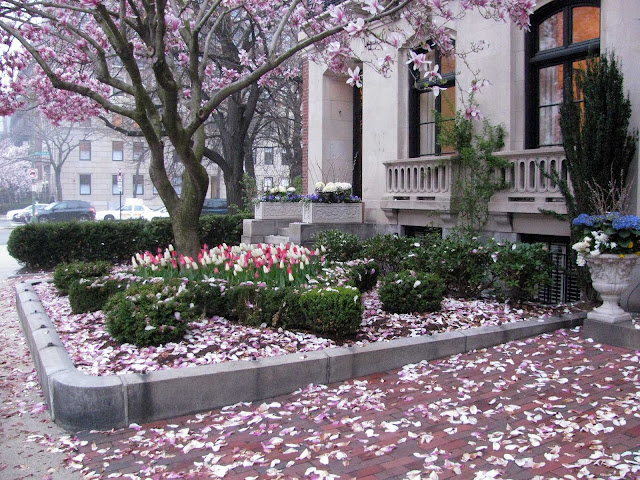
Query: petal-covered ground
3 277 640 479
30 328 640 479
33 281 572 376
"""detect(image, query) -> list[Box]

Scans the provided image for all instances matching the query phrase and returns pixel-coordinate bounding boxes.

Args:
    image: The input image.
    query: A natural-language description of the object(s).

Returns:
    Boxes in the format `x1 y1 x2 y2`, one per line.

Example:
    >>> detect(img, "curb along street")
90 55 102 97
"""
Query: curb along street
16 278 586 433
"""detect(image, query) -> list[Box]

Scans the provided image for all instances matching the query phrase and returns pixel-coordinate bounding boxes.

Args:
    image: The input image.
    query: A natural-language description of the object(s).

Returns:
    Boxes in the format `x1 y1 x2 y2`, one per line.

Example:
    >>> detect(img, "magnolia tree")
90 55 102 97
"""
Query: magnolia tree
0 140 30 203
0 0 534 256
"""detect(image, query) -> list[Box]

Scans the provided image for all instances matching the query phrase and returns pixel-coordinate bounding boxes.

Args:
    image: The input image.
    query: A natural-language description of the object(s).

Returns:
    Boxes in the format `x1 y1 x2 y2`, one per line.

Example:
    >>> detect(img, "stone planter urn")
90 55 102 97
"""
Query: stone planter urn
586 254 638 323
254 202 303 221
302 202 363 224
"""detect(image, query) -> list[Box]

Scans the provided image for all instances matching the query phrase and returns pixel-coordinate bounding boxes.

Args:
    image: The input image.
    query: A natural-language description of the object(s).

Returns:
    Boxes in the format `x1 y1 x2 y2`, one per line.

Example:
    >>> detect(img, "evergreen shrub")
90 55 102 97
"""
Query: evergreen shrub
68 276 131 314
346 259 380 292
403 231 493 298
295 286 363 337
53 261 112 295
489 242 553 301
8 214 250 269
360 234 418 275
225 285 290 328
104 281 194 347
378 270 444 314
312 230 361 262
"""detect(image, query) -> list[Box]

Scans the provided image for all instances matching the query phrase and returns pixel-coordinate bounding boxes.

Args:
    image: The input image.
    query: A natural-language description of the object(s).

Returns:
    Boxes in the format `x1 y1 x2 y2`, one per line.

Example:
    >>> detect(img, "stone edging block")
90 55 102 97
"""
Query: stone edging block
16 279 586 432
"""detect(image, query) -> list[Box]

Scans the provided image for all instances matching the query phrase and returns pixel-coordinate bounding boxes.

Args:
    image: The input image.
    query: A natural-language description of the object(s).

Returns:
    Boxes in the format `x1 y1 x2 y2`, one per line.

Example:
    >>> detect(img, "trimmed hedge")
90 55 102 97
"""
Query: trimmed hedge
7 214 251 269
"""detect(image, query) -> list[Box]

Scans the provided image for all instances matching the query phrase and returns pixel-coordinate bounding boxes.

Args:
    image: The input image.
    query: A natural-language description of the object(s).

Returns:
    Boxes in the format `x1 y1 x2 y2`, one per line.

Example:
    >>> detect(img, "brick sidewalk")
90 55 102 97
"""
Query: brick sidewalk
62 328 640 479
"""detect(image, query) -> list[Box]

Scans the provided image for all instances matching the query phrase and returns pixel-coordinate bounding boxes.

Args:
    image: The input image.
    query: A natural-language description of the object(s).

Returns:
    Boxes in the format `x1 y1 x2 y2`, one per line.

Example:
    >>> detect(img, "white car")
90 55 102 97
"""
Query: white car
6 203 49 222
96 204 169 221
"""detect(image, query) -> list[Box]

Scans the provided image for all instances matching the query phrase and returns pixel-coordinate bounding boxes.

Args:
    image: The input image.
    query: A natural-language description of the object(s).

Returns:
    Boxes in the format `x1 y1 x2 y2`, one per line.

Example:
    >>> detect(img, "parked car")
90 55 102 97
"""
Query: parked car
201 198 228 215
12 204 49 223
32 201 96 223
6 203 49 222
96 203 170 221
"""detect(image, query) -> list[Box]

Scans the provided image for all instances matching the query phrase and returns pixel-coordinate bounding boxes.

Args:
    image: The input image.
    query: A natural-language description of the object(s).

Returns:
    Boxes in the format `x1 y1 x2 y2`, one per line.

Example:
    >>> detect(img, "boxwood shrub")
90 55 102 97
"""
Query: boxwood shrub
68 276 133 314
225 285 290 328
378 270 444 314
7 214 251 269
294 286 363 337
104 280 194 347
53 261 112 295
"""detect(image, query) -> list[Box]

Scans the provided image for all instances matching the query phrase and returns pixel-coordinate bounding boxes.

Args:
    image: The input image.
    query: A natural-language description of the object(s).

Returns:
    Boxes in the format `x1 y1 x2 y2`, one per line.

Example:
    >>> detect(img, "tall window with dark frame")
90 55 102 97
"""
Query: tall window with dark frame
409 48 456 157
112 174 121 195
79 174 91 195
79 140 91 161
133 175 144 196
525 1 600 149
133 142 145 162
112 141 124 161
263 147 274 165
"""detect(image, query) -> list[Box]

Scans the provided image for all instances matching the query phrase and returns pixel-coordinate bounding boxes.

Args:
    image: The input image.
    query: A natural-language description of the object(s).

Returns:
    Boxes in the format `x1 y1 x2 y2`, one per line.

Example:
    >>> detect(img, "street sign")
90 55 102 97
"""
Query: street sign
117 169 123 194
27 168 38 180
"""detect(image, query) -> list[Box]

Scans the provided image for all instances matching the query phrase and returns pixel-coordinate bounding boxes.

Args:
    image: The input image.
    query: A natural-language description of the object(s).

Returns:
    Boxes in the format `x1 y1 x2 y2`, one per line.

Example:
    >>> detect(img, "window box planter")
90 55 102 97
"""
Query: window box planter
302 202 363 224
254 202 303 221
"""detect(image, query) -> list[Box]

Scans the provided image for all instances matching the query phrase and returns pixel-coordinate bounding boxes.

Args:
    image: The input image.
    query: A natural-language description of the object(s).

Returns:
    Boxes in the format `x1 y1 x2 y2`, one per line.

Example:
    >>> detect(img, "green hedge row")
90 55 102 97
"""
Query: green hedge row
8 214 251 269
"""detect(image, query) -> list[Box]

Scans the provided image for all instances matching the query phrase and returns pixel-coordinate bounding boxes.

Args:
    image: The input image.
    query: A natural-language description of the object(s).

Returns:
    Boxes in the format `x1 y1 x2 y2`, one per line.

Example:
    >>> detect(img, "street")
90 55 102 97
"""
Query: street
0 220 23 280
0 219 15 245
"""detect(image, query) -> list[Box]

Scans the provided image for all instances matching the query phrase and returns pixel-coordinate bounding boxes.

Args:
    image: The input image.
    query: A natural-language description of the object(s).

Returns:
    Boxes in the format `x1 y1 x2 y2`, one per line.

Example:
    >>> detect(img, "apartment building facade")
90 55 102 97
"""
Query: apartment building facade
303 0 640 302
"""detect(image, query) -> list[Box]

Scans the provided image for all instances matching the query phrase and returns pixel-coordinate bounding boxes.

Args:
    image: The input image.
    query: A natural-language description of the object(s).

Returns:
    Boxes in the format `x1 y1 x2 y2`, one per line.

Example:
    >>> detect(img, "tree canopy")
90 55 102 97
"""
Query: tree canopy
0 0 535 256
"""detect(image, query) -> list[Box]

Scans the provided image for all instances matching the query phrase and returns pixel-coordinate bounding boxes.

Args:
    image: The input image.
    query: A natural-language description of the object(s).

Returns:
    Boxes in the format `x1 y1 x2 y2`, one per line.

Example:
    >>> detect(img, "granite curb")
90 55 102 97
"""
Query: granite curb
16 279 586 432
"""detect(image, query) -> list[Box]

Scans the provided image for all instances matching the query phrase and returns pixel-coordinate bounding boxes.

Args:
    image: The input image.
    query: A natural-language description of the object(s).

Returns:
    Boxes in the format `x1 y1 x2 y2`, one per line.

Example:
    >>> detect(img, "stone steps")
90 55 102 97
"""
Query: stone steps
263 234 290 245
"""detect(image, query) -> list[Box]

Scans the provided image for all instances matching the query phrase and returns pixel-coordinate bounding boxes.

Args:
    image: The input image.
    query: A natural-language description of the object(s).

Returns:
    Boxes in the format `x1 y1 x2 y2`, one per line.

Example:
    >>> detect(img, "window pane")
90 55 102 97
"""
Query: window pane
573 7 599 44
112 175 120 195
263 177 273 189
572 59 588 100
112 141 124 161
264 148 274 165
133 142 144 161
539 64 564 106
133 175 144 195
538 12 563 51
441 54 455 75
419 123 436 156
79 141 91 161
80 175 91 195
418 91 435 124
539 105 562 146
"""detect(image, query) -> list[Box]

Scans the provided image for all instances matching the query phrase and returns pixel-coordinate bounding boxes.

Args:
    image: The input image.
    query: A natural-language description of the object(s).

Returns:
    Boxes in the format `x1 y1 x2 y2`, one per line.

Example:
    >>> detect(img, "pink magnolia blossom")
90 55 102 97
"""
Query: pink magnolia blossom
346 67 362 88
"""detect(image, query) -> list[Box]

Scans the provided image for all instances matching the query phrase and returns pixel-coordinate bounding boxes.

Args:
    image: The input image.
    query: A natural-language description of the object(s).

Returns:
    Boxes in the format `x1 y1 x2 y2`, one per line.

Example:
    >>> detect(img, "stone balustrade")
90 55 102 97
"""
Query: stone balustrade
381 146 568 216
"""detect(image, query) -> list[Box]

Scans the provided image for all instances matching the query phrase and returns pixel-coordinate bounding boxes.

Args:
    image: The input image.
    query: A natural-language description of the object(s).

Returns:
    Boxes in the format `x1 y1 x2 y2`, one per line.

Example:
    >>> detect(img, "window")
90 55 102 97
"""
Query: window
79 141 91 161
172 176 182 195
112 175 123 195
133 175 144 196
409 48 456 157
133 142 145 162
263 177 273 190
264 147 274 165
280 178 290 188
526 1 600 148
79 174 91 195
112 141 124 161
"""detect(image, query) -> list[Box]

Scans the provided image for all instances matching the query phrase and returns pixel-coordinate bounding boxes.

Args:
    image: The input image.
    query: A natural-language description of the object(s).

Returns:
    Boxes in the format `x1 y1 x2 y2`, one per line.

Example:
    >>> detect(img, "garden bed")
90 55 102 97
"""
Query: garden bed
34 281 573 377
